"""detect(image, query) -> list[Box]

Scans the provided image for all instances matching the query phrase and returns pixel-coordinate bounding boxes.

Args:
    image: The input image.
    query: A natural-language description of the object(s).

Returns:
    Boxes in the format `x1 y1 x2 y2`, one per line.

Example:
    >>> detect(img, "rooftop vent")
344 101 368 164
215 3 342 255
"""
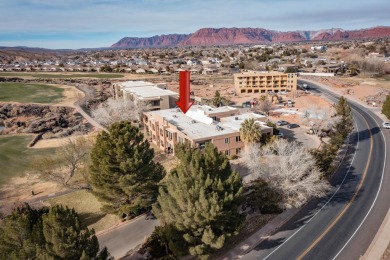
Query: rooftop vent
191 120 197 124
215 125 224 131
235 117 239 120
173 115 178 118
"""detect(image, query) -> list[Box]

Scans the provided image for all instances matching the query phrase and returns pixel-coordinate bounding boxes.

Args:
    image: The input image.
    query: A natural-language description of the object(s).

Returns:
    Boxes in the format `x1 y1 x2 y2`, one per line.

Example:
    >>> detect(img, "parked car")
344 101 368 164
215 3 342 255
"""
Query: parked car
383 122 390 129
287 123 300 129
276 120 289 126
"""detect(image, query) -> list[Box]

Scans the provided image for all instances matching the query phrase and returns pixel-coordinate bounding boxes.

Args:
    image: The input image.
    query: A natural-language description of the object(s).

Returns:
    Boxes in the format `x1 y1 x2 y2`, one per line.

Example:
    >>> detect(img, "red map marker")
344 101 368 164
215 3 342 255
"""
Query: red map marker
176 70 194 113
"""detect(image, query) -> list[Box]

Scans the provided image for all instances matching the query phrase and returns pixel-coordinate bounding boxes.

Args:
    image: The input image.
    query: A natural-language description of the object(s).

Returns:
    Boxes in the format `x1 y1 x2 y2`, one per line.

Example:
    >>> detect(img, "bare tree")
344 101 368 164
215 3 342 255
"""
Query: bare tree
33 136 93 189
300 105 333 136
91 98 149 126
255 99 272 115
242 139 330 209
346 54 385 76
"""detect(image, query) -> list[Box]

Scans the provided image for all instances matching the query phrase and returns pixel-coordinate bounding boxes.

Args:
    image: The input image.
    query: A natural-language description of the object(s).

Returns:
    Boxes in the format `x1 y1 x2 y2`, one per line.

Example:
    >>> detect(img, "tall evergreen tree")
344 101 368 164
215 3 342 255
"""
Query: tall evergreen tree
89 121 165 218
0 204 47 260
333 96 353 141
0 204 110 260
40 205 101 260
382 95 390 120
153 143 243 258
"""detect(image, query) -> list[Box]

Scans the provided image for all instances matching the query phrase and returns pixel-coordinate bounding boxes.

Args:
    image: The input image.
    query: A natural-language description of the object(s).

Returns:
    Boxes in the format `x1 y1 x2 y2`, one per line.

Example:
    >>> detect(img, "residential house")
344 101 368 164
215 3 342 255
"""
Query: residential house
136 68 146 74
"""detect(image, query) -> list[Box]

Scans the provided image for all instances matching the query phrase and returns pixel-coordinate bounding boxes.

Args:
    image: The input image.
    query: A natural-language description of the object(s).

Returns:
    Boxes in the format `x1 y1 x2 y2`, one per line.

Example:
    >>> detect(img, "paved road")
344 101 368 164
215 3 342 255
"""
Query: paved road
97 215 159 259
239 80 389 259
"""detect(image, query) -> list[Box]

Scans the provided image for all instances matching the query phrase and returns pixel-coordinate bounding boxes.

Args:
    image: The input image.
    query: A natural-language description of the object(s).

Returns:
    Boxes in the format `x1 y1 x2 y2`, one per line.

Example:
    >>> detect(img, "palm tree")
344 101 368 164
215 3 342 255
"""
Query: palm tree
240 118 262 144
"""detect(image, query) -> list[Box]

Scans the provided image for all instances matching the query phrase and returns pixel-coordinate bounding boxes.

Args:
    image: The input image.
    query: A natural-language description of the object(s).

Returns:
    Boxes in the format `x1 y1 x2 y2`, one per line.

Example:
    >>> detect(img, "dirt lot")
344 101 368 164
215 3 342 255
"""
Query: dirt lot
302 75 390 105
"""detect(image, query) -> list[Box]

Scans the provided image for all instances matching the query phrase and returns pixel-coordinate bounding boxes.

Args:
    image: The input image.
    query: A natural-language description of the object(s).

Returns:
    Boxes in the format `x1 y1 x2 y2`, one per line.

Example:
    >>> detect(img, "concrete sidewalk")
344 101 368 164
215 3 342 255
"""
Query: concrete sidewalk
217 208 300 260
362 209 390 260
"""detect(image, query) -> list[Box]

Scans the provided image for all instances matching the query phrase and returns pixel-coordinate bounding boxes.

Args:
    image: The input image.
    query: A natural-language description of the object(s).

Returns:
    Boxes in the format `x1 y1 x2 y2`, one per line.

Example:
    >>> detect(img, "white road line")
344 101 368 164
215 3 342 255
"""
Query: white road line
304 81 388 259
261 110 361 260
332 102 387 259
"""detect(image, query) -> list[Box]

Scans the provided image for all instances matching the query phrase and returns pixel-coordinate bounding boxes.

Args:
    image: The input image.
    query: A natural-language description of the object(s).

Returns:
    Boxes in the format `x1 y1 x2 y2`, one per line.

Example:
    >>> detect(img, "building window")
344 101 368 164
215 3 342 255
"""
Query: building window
225 150 230 156
224 138 230 144
197 142 206 149
151 100 160 106
236 148 241 154
235 136 241 142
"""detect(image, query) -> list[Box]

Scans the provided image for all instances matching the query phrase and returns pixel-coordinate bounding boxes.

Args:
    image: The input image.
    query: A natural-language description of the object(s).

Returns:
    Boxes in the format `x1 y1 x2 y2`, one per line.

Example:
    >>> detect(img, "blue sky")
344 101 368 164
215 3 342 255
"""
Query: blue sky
0 0 389 49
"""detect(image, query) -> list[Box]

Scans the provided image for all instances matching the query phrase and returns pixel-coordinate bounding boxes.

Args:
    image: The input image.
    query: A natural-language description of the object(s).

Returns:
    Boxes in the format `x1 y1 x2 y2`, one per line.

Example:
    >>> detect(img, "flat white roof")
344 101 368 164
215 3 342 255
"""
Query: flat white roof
146 107 237 140
118 81 155 88
196 105 238 115
119 81 178 99
125 86 177 99
220 113 271 131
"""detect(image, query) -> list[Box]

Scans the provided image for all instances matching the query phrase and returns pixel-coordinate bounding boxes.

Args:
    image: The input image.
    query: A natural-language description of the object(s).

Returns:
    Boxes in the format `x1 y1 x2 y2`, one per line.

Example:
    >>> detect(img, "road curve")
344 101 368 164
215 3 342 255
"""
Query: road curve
240 79 389 260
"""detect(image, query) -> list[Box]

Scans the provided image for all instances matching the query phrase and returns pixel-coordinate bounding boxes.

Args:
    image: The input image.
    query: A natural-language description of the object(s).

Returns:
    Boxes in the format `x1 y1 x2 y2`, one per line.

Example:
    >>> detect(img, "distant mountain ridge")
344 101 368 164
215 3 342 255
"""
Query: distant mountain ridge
111 26 390 48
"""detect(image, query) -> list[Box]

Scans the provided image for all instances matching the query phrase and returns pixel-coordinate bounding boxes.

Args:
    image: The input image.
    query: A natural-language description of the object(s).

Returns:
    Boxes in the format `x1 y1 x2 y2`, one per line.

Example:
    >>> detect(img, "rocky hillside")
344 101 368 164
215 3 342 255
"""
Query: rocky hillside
112 26 390 48
111 34 189 48
0 103 91 138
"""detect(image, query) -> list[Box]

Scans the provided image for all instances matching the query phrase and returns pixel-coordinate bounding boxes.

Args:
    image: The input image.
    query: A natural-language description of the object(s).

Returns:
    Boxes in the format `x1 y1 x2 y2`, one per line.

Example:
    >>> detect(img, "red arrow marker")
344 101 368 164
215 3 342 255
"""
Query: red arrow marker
176 70 194 113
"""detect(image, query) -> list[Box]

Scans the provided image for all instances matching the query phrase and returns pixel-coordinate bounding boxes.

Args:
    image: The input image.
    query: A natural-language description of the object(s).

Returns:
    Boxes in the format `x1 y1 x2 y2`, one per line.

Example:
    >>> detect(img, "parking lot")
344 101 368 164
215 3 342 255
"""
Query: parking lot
271 116 321 149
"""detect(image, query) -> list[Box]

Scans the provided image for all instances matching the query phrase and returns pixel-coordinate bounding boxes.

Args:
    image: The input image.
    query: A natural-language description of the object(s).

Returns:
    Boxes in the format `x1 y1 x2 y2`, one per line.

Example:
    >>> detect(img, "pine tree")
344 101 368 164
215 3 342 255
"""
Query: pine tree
334 96 353 139
40 205 100 259
0 204 110 260
382 95 390 120
0 204 47 260
153 143 243 258
89 121 165 218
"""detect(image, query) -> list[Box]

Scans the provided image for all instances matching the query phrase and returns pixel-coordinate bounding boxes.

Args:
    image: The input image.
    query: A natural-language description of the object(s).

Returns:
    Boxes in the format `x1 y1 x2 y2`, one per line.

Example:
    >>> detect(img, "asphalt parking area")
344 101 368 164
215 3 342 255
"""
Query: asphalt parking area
277 124 320 149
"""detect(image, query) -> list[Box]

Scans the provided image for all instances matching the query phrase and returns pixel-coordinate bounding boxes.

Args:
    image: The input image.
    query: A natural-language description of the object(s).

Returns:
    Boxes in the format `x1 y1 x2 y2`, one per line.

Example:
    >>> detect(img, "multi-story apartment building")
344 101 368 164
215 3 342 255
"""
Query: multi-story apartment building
234 71 297 94
112 81 178 110
143 105 272 156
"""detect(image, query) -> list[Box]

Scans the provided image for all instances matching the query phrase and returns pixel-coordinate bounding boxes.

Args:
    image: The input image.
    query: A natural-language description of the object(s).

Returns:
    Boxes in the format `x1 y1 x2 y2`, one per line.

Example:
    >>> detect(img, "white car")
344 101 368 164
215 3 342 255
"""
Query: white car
383 122 390 129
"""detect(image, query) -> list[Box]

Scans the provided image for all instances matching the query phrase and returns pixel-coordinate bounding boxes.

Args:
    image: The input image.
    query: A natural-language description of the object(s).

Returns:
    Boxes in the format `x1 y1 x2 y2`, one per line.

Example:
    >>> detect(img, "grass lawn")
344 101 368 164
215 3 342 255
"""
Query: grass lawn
0 82 65 103
0 72 124 79
0 135 55 187
46 190 119 232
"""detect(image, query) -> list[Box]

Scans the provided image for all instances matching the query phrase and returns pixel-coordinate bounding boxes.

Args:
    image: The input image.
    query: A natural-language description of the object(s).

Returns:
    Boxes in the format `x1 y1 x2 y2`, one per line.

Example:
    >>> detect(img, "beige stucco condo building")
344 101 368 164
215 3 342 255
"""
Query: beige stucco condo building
112 81 178 111
234 71 297 94
143 105 272 156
